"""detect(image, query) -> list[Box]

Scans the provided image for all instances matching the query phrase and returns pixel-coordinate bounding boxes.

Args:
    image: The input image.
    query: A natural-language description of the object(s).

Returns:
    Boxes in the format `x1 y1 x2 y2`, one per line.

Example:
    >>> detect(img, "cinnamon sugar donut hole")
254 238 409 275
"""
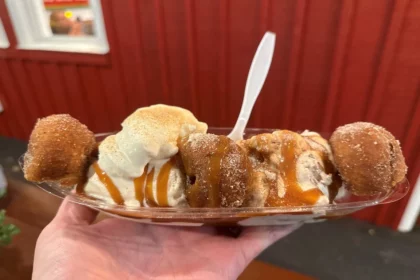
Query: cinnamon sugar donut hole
24 114 96 186
330 122 407 196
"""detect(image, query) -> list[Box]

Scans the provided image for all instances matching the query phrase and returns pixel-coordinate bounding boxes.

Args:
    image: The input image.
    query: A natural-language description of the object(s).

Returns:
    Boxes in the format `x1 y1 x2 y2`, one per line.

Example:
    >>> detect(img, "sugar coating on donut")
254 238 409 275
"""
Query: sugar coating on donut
24 114 96 186
330 122 407 195
179 133 251 207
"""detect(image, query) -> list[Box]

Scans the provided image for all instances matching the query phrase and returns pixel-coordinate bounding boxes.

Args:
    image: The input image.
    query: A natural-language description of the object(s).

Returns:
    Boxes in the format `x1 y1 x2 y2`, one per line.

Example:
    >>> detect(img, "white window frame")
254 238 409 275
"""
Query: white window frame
5 0 109 54
0 19 10 49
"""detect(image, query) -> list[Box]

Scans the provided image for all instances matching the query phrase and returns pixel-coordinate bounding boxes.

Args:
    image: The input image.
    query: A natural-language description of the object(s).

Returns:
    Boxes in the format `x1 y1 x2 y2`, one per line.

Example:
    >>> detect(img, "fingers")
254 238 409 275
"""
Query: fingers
240 223 302 243
233 223 302 262
53 197 99 226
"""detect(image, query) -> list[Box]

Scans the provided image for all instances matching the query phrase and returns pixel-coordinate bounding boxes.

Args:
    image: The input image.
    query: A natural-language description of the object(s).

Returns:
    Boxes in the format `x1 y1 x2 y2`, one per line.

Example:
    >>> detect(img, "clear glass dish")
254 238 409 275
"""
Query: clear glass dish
19 128 410 226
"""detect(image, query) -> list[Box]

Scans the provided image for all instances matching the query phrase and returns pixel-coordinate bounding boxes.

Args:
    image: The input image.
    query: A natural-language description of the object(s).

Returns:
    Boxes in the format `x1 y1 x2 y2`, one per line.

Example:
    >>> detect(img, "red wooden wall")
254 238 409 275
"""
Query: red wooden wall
0 0 419 229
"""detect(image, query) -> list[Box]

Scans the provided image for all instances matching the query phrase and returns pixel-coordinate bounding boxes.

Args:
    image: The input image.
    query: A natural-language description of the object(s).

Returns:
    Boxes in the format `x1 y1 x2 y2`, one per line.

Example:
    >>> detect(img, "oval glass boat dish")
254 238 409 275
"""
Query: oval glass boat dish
20 128 410 227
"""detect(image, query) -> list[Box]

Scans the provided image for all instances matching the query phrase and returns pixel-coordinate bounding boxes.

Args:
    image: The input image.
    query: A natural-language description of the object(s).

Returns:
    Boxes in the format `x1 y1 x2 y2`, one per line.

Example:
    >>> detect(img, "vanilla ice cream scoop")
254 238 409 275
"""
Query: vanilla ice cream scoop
238 130 337 207
80 105 206 208
98 104 207 178
301 130 335 164
295 150 332 204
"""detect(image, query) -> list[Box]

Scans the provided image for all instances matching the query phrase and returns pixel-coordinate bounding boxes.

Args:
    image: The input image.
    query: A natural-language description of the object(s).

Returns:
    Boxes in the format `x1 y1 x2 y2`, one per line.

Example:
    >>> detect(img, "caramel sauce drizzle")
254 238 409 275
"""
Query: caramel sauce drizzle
133 165 148 207
93 162 125 205
83 159 174 208
145 168 157 207
265 131 322 207
207 136 230 207
156 160 174 207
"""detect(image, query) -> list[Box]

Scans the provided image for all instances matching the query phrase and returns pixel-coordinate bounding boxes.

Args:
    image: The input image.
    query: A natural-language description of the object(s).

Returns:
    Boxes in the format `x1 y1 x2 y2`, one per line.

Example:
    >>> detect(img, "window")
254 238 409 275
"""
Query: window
0 19 9 49
45 0 95 37
6 0 109 54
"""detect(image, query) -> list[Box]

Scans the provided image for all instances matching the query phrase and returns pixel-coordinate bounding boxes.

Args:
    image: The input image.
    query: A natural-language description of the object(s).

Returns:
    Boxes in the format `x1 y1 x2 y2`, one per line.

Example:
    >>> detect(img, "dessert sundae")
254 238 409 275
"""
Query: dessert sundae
23 104 408 211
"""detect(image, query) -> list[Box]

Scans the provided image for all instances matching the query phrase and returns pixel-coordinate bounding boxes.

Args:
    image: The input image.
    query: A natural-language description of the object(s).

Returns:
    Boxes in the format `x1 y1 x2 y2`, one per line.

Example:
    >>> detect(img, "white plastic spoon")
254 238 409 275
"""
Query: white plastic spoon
227 32 276 141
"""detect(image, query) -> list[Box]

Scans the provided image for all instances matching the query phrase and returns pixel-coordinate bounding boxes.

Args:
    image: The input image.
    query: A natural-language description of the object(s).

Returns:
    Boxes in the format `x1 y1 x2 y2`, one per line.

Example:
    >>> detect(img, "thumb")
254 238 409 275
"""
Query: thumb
53 197 98 226
234 223 302 262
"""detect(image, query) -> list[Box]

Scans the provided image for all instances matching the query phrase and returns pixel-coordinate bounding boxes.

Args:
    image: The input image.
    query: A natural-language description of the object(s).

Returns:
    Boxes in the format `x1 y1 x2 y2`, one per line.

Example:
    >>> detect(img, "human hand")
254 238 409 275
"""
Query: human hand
33 198 300 280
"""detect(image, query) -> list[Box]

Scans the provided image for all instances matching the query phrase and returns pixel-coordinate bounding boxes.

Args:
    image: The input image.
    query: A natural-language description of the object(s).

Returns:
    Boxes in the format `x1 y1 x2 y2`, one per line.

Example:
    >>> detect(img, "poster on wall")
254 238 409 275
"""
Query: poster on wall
43 0 95 36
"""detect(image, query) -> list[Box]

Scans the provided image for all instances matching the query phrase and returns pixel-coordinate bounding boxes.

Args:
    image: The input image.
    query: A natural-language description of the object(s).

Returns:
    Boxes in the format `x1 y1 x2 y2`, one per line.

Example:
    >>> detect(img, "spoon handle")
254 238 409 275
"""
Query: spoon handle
228 32 276 141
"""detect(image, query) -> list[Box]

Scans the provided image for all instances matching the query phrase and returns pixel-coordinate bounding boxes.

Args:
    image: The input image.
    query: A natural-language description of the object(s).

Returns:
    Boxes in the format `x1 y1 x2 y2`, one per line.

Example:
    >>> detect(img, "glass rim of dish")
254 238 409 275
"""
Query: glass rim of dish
19 128 410 217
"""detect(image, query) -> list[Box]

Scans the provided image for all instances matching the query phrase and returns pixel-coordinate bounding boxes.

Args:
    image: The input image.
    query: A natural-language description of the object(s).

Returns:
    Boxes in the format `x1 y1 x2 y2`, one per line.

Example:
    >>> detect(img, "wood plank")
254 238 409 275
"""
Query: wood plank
161 0 191 110
365 0 411 122
58 64 92 126
282 0 307 129
257 0 296 129
194 0 221 126
108 0 147 113
0 60 29 138
365 0 417 226
100 0 129 127
322 0 355 131
184 0 200 114
23 62 51 117
218 0 230 125
0 66 16 137
7 61 40 127
291 0 341 132
154 0 172 104
78 66 112 133
252 0 271 128
334 1 393 127
137 0 166 105
227 0 260 126
42 63 72 114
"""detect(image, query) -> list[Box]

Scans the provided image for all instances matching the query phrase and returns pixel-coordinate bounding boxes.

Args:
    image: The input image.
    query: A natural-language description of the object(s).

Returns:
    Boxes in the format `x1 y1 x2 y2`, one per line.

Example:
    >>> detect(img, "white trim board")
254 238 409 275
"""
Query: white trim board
398 175 420 232
0 19 10 48
5 0 109 54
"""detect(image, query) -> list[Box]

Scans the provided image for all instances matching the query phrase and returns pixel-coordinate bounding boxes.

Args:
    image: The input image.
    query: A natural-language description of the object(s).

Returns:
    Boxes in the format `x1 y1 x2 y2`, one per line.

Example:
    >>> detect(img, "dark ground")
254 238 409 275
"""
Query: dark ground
1 136 420 280
258 219 420 279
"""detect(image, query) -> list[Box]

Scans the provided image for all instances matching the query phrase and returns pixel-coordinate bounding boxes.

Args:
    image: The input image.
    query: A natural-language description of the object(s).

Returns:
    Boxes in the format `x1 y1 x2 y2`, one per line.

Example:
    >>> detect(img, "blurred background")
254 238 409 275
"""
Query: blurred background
0 0 419 279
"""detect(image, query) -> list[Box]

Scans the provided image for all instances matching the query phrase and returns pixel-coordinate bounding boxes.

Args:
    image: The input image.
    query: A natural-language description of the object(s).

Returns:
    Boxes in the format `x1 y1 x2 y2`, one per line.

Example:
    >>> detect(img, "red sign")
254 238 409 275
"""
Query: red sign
44 0 89 9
